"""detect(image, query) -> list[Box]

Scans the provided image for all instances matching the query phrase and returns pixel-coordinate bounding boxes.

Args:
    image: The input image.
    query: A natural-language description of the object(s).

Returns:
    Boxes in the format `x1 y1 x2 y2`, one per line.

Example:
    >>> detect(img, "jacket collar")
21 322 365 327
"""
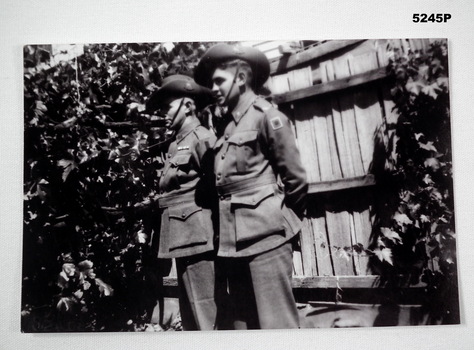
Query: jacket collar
231 90 257 124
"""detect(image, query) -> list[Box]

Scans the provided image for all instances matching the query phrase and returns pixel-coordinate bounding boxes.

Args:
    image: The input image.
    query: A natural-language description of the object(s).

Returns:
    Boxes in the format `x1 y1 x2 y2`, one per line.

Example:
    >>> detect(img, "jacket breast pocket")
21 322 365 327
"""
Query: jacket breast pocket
172 153 192 172
231 185 285 242
227 130 258 173
164 201 211 250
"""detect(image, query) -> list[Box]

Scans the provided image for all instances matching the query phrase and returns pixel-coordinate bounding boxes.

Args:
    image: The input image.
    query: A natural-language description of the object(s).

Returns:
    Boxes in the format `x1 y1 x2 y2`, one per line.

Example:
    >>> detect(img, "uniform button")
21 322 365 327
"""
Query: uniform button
220 195 225 200
225 134 229 140
182 213 186 218
221 154 225 159
216 174 221 180
238 139 242 145
167 154 171 158
236 112 241 117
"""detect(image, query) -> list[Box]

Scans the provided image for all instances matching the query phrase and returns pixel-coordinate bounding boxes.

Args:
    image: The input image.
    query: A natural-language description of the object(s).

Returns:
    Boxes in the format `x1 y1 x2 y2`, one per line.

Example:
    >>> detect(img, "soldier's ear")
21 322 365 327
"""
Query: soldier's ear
236 71 248 87
184 99 196 115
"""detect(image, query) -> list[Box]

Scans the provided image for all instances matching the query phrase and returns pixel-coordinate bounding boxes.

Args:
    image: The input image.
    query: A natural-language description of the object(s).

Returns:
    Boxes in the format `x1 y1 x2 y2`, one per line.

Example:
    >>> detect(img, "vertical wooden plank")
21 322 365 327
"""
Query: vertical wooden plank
352 92 375 174
339 92 365 176
331 57 365 177
288 66 318 183
330 98 354 178
313 108 334 181
295 102 320 182
332 56 351 80
319 100 343 180
307 104 322 182
287 70 298 91
292 249 304 276
325 210 354 276
288 66 313 90
319 61 329 83
353 209 371 275
311 215 334 276
334 56 365 176
300 218 318 276
319 61 343 180
270 73 290 94
169 258 177 278
349 212 361 275
350 53 384 174
323 60 355 178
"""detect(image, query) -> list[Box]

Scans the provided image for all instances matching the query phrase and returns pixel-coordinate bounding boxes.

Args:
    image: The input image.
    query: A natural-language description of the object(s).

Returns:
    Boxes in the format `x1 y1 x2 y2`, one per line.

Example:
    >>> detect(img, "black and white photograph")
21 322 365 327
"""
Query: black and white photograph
21 38 458 332
2 1 474 349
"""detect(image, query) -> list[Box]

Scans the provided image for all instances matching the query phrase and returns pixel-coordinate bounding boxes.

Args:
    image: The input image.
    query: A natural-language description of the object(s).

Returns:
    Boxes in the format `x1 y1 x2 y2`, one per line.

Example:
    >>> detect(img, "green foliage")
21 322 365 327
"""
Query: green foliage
22 42 220 332
371 39 458 324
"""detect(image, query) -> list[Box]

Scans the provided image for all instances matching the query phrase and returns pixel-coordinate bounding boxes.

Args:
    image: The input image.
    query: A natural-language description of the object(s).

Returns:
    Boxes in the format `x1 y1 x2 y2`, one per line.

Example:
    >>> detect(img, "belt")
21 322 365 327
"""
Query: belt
158 192 195 208
216 173 277 196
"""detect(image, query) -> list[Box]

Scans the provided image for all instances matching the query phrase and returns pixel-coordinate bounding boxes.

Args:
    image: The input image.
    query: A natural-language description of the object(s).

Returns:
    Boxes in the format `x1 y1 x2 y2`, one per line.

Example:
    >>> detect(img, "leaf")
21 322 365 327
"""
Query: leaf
423 174 435 185
380 227 402 244
73 289 84 299
394 212 413 226
58 116 78 129
422 82 441 99
35 100 48 113
424 157 441 172
57 159 78 182
418 64 429 79
437 77 449 88
137 231 147 244
405 78 424 95
420 214 430 223
62 263 77 277
57 271 70 289
95 278 114 297
373 248 393 265
57 297 76 312
419 141 437 153
26 211 37 221
414 133 424 141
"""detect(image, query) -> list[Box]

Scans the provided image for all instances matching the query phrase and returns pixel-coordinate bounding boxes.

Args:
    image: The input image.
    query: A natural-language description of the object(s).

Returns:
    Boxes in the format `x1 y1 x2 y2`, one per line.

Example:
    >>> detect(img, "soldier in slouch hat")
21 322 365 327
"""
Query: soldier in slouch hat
195 44 308 329
146 74 219 330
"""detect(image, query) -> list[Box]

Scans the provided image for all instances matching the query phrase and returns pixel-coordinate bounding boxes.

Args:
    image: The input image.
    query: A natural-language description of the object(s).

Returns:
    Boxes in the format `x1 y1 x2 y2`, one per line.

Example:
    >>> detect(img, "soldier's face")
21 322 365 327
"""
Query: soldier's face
163 98 186 131
211 67 240 107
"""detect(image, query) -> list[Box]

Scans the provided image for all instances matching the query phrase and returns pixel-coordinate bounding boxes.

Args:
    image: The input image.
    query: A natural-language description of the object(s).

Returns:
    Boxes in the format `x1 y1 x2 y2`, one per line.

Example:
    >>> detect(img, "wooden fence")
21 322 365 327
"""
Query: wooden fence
165 39 436 293
267 39 435 286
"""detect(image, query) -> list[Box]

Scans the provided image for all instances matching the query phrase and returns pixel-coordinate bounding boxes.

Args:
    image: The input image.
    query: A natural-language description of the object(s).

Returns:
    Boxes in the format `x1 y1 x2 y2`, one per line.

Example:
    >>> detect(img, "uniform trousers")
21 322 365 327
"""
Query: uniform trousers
176 252 219 330
219 240 299 329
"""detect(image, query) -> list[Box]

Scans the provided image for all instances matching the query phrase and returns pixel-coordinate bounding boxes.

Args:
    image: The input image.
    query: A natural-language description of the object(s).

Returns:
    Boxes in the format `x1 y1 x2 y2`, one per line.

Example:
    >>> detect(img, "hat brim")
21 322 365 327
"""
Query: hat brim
194 44 270 90
146 79 213 112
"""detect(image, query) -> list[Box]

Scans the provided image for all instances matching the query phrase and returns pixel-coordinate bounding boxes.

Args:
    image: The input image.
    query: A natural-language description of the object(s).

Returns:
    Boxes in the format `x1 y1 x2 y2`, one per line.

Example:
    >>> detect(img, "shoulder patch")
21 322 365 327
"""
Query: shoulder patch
270 116 283 130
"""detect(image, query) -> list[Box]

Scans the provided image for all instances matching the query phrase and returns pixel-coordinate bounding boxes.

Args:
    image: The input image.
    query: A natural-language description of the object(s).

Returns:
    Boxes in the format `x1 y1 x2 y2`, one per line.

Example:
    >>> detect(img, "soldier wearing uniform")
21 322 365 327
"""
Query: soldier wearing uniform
146 75 218 330
195 44 308 329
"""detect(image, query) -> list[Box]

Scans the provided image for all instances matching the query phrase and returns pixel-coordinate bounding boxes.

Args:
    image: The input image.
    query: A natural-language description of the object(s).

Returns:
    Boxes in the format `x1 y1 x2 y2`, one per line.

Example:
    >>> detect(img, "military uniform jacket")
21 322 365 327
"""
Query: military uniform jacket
213 92 308 257
157 120 217 259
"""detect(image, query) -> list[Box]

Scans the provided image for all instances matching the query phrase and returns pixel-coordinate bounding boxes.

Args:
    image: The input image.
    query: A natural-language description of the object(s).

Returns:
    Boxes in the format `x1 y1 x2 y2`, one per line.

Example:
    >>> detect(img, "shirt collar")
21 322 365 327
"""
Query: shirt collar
231 91 257 124
176 119 200 143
